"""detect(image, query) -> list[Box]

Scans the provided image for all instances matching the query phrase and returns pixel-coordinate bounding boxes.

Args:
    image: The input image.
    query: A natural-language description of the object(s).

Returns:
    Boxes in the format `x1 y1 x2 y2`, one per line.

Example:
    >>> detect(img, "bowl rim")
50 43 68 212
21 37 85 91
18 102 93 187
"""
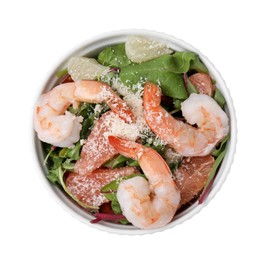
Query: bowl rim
32 29 237 235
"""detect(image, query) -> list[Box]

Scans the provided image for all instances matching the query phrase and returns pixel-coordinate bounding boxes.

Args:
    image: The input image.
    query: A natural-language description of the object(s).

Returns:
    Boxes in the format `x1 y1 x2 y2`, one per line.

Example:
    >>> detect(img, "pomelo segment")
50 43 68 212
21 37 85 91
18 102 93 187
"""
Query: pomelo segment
189 73 215 96
174 155 215 206
66 166 138 207
125 36 173 63
74 111 118 175
68 57 109 81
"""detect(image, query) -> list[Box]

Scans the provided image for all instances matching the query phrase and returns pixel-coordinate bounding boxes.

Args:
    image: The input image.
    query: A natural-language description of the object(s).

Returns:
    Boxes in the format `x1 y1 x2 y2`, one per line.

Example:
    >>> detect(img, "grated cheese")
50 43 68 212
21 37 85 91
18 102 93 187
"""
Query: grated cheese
111 78 152 139
164 147 182 164
75 77 167 175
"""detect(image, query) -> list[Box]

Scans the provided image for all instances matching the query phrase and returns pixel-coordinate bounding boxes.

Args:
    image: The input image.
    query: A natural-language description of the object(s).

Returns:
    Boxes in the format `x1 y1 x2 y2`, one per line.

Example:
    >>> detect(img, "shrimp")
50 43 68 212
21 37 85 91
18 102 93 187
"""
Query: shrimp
143 82 229 156
34 80 134 147
108 136 180 229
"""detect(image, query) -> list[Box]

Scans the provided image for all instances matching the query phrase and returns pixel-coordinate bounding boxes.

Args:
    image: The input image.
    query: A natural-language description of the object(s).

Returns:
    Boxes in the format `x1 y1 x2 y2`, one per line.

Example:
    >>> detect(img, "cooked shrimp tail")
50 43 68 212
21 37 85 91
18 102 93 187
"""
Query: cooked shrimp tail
108 136 143 160
143 81 161 108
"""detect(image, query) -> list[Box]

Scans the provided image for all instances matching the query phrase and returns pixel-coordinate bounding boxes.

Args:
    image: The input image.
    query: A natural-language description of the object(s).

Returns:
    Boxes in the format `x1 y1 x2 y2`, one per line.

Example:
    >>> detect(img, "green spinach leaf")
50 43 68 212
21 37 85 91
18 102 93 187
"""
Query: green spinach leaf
173 51 208 74
206 149 226 189
103 193 117 202
172 51 197 73
214 87 226 108
199 138 229 204
184 73 199 94
190 56 209 73
101 173 145 193
172 99 183 112
104 154 140 168
211 134 230 157
103 154 129 169
98 43 132 67
126 159 140 167
111 200 122 214
56 67 68 78
120 55 187 99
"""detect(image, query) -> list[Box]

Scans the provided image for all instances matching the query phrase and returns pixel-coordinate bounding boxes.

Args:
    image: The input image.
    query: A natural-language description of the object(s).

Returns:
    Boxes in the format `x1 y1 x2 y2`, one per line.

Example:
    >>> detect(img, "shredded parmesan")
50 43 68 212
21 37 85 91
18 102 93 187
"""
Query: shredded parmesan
111 78 151 139
102 112 140 141
75 77 167 175
164 147 182 164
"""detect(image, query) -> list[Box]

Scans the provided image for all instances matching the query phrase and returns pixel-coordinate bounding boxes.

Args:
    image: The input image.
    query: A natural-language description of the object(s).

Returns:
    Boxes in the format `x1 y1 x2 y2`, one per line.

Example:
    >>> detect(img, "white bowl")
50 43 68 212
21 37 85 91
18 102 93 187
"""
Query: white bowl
33 29 237 235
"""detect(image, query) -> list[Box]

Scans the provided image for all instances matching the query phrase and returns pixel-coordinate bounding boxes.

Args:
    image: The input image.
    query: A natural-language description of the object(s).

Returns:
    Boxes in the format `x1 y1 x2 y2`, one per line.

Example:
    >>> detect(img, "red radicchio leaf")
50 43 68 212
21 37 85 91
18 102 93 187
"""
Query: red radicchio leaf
90 213 126 224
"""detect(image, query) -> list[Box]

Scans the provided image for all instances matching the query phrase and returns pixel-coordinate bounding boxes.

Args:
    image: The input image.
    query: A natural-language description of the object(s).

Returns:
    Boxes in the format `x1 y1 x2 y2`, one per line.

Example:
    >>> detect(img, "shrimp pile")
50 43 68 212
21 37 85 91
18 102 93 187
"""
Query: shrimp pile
34 74 229 229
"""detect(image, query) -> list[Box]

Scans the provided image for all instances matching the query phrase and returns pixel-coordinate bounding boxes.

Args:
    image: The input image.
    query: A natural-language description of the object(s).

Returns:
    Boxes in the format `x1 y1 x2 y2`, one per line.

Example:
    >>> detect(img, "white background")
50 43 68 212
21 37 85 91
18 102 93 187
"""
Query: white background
1 0 264 259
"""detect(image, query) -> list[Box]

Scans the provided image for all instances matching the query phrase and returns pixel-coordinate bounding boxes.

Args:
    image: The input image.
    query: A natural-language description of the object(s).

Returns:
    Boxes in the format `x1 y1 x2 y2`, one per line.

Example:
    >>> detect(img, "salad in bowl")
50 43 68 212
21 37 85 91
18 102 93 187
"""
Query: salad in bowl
33 30 236 234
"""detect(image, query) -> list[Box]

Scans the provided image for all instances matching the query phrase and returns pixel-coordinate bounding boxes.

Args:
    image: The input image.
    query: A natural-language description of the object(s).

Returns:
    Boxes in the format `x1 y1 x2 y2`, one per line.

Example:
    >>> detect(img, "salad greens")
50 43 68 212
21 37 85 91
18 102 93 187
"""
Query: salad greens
98 43 132 68
184 73 199 95
40 36 230 225
56 67 68 78
214 88 226 108
189 56 209 73
172 51 208 74
45 142 81 185
103 154 140 169
45 102 109 185
211 134 230 157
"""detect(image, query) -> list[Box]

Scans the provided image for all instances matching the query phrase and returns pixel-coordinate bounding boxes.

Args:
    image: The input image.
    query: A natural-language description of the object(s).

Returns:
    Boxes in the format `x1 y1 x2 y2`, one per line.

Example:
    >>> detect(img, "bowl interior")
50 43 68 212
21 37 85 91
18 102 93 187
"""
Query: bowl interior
34 29 237 235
